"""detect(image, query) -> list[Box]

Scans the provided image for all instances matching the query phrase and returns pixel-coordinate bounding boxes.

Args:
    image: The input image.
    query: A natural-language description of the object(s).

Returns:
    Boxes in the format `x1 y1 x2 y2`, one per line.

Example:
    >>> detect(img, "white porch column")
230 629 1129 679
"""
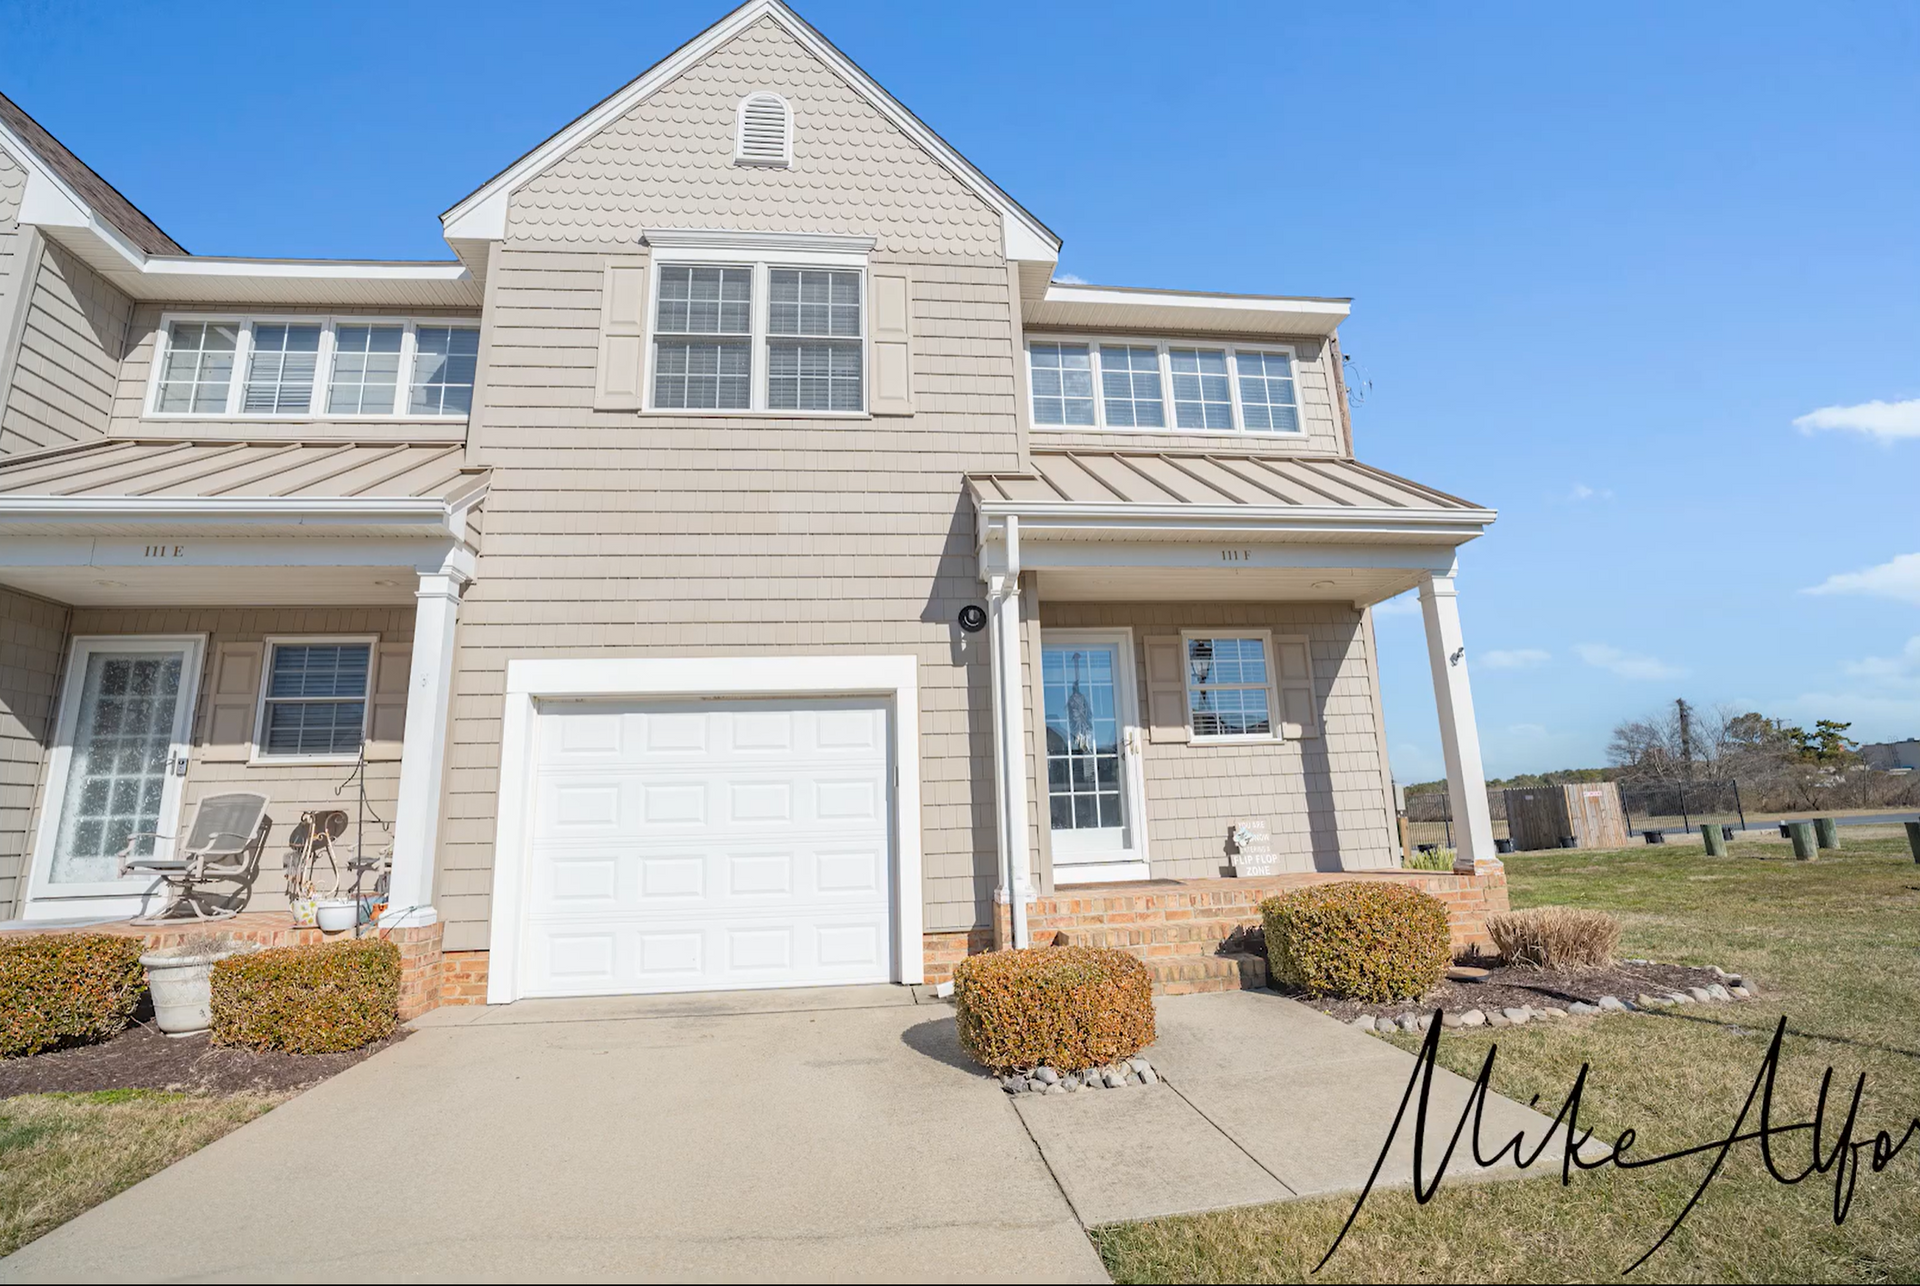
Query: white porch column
1418 570 1499 870
984 522 1031 948
380 568 467 927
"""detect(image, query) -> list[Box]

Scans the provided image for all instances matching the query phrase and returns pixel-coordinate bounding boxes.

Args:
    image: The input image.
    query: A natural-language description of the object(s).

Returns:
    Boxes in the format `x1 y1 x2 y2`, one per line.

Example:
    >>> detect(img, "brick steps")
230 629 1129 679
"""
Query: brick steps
1148 952 1268 996
1051 917 1262 952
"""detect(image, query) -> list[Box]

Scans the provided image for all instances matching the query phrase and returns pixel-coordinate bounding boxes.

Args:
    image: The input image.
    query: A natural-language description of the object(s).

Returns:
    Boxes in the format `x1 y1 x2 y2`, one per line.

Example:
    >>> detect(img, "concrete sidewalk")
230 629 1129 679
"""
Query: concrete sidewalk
1015 989 1586 1226
0 986 1106 1284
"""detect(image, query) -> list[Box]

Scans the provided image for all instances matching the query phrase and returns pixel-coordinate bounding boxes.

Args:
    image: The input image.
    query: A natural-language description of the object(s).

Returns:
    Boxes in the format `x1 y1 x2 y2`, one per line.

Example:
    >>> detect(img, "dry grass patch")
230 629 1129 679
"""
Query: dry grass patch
0 1089 284 1256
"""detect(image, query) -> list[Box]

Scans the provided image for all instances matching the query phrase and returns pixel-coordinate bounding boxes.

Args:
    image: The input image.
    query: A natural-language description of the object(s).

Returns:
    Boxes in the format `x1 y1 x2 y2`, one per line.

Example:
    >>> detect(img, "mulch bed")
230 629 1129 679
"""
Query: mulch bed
0 1022 405 1098
1282 960 1738 1025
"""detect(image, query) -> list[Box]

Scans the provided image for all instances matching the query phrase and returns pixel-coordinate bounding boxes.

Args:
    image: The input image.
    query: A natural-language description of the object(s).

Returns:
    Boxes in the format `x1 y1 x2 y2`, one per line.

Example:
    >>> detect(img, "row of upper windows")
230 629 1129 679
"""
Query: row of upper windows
1027 340 1303 435
149 317 480 419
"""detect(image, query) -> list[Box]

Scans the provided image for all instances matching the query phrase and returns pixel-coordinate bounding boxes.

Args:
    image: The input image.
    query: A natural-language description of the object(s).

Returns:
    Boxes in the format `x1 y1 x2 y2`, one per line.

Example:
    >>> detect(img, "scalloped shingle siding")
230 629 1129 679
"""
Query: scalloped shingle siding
509 17 1003 255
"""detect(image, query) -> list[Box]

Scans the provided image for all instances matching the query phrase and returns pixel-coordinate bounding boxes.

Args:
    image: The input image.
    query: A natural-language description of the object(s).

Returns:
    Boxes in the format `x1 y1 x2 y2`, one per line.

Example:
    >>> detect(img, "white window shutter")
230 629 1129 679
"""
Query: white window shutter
1143 634 1190 744
364 642 412 762
1274 635 1319 739
594 259 649 410
200 643 264 762
870 270 913 416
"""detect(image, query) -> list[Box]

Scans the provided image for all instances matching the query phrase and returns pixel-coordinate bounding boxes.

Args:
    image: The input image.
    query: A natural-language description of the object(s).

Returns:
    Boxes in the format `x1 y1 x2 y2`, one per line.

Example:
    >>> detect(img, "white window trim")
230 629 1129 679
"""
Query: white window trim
145 313 479 422
733 91 794 168
483 654 924 1004
1025 335 1306 438
642 254 870 418
1179 627 1284 744
249 634 380 766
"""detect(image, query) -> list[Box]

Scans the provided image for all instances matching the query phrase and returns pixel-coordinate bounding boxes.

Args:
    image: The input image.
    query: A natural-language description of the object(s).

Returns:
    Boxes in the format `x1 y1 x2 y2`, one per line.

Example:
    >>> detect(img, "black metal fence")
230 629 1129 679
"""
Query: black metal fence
1617 778 1746 833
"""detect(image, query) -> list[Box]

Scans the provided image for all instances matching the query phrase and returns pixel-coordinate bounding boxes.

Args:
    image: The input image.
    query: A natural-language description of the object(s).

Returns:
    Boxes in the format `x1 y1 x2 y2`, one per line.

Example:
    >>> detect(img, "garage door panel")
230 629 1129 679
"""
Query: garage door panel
522 696 895 997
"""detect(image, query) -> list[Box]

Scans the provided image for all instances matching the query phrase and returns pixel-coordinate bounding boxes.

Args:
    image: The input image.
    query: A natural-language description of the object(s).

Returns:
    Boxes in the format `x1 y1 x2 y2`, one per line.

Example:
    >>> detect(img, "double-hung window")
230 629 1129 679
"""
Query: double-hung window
255 640 373 760
1184 635 1275 739
647 260 866 414
1026 339 1303 436
768 268 862 411
148 316 479 420
653 265 753 410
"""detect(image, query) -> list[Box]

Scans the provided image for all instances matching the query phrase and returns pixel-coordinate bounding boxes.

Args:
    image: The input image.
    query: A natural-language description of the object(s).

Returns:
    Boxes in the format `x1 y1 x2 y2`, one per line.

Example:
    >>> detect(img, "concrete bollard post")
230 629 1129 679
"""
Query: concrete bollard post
1814 817 1839 849
1788 821 1817 860
1906 821 1920 864
1701 823 1727 857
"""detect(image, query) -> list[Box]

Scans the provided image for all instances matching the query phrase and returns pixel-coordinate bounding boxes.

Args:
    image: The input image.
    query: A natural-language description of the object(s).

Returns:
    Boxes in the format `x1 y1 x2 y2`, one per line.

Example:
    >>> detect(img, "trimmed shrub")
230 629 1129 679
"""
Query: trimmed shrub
1486 906 1621 969
211 938 399 1054
1262 882 1452 1002
952 945 1154 1072
0 933 146 1058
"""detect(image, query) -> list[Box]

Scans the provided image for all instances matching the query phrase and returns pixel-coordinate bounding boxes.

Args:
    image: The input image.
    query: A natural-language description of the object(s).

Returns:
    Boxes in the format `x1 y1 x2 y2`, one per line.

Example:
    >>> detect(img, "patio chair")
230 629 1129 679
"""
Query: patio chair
116 792 273 925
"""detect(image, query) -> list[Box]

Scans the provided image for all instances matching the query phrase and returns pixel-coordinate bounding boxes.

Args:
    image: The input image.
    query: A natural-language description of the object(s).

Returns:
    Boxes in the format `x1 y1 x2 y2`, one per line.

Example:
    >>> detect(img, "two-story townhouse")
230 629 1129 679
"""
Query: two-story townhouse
0 0 1505 1014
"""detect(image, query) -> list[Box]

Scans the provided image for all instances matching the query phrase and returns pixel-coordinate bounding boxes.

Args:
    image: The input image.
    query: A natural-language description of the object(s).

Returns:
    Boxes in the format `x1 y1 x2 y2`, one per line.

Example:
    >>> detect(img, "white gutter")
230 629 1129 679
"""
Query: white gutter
973 500 1497 547
0 495 475 540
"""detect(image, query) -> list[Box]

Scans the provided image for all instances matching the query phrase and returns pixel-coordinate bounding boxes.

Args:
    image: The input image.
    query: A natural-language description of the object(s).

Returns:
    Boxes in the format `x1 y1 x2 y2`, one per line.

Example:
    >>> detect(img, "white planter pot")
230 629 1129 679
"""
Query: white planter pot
315 899 357 933
140 952 220 1038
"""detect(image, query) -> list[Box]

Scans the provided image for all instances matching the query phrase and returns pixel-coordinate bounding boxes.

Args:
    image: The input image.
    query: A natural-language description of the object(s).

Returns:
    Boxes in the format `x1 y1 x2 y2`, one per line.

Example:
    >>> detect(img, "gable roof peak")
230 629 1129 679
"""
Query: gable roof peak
441 0 1058 261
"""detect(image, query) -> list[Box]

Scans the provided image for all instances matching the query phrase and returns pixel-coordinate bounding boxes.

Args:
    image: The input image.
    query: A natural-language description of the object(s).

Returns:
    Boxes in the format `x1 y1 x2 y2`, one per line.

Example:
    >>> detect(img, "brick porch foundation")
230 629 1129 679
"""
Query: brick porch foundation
926 865 1510 992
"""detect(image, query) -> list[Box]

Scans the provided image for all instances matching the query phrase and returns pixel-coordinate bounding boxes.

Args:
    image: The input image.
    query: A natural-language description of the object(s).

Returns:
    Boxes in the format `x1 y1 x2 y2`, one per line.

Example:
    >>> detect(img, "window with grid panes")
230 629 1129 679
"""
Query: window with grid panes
327 324 403 414
1169 348 1233 429
242 323 322 414
409 326 479 416
1027 341 1096 426
155 321 238 413
1235 350 1301 432
1097 345 1166 427
653 266 752 410
1185 636 1274 737
259 643 372 757
768 268 862 412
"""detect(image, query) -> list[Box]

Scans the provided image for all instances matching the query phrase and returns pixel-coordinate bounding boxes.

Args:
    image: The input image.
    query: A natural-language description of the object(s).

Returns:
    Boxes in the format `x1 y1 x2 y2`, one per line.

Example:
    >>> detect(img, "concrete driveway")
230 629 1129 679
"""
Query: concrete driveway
0 986 1106 1284
1 986 1578 1282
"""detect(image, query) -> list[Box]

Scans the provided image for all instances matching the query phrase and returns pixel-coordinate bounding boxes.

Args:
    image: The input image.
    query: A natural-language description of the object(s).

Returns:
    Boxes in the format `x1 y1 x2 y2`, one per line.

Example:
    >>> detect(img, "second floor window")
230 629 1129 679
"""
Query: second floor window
149 316 479 420
1027 339 1304 436
649 261 865 414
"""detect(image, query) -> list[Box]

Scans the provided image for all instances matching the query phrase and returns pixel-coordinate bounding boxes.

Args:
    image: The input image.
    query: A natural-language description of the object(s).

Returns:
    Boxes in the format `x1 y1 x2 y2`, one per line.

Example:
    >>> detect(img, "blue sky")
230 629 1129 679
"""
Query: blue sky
5 1 1915 780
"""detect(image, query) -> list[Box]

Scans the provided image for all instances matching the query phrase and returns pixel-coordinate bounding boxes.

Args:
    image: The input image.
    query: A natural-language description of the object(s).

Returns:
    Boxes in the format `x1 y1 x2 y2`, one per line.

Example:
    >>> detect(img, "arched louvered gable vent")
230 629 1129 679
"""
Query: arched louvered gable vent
734 92 793 167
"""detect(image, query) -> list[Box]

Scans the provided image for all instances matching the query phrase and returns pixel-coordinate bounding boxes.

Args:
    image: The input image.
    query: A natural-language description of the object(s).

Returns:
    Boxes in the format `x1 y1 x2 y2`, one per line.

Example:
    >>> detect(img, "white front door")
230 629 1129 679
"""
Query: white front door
27 636 205 916
1042 632 1148 883
520 696 895 997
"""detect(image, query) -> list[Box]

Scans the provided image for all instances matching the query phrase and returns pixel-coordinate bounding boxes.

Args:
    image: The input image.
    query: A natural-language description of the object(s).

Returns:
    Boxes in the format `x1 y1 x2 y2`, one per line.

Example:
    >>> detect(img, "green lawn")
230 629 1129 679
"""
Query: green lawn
1094 837 1920 1284
0 1089 283 1257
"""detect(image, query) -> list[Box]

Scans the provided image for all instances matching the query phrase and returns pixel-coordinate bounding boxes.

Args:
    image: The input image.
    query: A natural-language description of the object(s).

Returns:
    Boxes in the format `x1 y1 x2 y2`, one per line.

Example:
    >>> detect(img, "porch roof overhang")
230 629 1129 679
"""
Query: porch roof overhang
968 449 1494 605
0 439 486 606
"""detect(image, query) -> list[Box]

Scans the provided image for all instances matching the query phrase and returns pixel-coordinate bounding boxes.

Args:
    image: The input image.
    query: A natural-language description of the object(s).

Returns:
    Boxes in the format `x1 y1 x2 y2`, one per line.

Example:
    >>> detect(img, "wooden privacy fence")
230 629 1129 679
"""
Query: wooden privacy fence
1504 782 1630 851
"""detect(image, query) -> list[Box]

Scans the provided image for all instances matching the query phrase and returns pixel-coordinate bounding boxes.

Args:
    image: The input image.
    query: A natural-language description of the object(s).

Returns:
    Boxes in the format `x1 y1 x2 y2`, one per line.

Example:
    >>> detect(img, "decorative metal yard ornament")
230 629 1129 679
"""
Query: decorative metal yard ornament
1067 651 1095 754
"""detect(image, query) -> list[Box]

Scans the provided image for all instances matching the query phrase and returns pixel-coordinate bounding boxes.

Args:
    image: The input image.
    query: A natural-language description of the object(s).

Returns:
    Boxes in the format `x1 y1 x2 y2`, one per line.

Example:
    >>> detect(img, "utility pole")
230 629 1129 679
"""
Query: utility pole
1676 698 1695 781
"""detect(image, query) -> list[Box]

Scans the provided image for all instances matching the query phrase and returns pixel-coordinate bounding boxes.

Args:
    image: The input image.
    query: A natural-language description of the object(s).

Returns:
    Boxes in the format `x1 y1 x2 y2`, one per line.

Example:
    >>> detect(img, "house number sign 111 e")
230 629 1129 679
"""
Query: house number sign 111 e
144 544 186 559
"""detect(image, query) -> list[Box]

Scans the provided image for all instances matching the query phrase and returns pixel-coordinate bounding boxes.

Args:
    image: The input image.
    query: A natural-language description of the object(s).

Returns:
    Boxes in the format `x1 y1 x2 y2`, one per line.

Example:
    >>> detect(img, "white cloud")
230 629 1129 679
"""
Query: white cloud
1052 273 1087 285
1794 398 1920 442
1481 647 1551 670
1842 636 1920 687
1804 552 1920 605
1575 643 1686 681
1568 483 1613 501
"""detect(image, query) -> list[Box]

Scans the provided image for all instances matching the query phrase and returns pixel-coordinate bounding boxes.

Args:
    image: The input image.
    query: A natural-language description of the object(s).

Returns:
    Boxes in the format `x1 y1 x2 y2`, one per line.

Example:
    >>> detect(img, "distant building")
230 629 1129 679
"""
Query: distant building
1861 740 1920 771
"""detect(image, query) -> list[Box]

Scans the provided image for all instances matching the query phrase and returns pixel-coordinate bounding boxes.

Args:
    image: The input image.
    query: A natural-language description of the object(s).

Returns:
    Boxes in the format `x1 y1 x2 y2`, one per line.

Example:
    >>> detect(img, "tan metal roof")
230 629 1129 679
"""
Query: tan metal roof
0 439 486 504
969 450 1484 513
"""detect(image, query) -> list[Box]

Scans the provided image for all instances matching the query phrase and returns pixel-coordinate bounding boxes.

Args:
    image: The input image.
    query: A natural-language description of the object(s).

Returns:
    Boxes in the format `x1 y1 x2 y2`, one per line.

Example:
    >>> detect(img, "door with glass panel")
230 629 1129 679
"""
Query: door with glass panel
29 637 204 908
1042 633 1144 879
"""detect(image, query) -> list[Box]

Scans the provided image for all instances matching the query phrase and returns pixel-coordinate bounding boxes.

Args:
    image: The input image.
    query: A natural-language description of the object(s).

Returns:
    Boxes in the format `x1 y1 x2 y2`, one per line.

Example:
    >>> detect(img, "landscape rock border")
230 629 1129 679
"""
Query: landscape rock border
1001 1056 1158 1095
1349 962 1756 1036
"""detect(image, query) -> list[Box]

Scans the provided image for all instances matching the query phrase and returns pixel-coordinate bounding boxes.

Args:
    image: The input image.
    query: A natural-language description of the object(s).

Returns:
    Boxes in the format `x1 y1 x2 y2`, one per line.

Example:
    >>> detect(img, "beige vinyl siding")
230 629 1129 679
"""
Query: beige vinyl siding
0 239 132 456
1027 333 1346 458
109 303 480 441
0 586 71 919
0 146 26 325
508 15 1003 257
1039 601 1397 879
441 244 1028 947
36 606 416 916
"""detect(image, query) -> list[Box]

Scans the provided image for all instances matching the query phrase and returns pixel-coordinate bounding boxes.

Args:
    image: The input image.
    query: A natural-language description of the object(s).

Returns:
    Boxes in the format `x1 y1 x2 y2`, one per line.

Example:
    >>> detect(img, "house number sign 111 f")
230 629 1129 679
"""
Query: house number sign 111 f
1220 549 1254 562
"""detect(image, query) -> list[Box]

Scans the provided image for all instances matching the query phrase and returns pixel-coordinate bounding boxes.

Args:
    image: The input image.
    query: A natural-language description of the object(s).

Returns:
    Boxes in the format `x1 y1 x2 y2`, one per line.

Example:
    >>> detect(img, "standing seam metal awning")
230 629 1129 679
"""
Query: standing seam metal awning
968 449 1484 514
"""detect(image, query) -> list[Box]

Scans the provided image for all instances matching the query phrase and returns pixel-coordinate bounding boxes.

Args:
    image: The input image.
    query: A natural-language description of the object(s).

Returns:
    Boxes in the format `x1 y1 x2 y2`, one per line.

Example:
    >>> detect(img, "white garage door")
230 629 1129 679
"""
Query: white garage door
521 697 895 997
